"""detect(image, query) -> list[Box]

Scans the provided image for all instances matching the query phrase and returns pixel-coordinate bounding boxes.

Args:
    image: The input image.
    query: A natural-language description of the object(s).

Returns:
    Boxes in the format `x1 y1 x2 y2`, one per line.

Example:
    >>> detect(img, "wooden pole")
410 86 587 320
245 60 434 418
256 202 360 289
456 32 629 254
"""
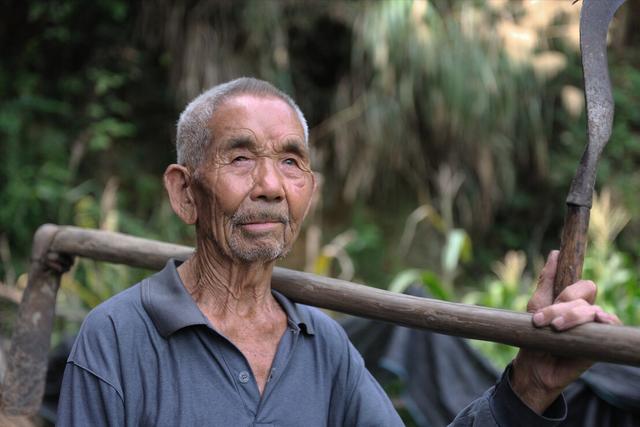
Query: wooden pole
554 205 591 297
47 225 640 366
2 225 63 416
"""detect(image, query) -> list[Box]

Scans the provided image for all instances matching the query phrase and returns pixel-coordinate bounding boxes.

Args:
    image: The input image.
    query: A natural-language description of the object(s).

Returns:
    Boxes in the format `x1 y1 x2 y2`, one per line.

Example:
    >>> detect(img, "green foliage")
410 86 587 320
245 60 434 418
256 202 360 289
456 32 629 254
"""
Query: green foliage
0 0 190 342
462 250 532 368
1 1 135 259
583 189 640 325
389 269 454 301
334 0 549 233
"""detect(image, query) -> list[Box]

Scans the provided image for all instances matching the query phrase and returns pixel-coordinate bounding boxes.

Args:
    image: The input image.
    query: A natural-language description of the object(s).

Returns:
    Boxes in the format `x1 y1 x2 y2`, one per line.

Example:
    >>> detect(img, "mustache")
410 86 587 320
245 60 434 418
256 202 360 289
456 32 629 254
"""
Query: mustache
231 208 290 225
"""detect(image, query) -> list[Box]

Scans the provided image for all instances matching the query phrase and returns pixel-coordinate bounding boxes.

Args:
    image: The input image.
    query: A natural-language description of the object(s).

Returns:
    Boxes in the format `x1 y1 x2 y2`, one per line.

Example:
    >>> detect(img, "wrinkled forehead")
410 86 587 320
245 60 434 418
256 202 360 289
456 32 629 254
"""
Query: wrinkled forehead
207 94 305 149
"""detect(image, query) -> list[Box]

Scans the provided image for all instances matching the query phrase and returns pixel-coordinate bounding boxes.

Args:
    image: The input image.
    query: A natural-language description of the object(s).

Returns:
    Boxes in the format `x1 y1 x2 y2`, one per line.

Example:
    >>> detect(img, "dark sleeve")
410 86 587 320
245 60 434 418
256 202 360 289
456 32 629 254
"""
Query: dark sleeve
56 361 125 427
449 365 567 427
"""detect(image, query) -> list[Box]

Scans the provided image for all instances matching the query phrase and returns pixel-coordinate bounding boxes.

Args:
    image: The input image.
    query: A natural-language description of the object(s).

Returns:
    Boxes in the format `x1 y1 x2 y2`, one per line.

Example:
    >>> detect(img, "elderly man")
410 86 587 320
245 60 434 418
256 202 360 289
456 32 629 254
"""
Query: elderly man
57 78 620 426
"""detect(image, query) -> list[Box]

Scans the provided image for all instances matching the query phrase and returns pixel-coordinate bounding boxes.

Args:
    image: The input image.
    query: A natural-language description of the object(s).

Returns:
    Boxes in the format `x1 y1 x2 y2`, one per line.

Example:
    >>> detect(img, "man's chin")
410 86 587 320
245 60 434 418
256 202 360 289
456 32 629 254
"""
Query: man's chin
228 241 290 263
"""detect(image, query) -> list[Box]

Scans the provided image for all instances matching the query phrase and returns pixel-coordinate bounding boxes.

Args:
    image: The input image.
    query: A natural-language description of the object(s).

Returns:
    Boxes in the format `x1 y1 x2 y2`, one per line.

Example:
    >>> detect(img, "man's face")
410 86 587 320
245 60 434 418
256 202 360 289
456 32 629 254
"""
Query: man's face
192 95 315 263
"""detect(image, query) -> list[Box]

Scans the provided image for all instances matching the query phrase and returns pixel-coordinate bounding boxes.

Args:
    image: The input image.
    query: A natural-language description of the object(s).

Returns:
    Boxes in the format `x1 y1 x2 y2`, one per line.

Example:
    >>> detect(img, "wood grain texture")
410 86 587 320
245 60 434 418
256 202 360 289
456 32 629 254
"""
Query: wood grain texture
46 225 640 366
2 225 62 416
554 205 591 298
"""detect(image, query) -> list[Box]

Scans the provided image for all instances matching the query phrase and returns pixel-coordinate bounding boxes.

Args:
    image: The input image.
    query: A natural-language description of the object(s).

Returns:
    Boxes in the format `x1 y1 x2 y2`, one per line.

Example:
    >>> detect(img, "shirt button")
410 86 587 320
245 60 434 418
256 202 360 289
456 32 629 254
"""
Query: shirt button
238 371 250 384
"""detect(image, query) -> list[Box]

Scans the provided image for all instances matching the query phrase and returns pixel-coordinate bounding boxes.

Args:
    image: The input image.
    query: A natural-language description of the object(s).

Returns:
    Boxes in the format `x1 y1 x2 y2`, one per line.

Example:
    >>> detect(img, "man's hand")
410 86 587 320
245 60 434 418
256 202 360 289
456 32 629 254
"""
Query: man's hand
44 251 75 274
510 250 622 414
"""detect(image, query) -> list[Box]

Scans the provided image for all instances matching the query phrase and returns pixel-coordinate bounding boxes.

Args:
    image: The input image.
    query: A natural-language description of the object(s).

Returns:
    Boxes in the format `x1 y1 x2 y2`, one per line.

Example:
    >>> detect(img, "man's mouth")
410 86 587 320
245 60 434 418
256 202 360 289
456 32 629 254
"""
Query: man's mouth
239 221 284 233
232 209 290 234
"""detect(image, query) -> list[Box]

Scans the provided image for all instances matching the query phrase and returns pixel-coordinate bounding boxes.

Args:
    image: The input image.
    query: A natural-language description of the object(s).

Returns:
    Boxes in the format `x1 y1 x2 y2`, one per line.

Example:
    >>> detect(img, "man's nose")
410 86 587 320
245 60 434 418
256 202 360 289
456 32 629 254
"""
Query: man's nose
250 157 285 202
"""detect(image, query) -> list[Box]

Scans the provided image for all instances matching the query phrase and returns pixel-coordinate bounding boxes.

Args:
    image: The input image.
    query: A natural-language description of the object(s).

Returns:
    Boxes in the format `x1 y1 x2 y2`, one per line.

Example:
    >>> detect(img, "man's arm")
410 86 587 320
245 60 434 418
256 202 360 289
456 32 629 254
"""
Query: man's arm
57 361 125 426
450 364 567 427
329 323 405 427
342 366 405 426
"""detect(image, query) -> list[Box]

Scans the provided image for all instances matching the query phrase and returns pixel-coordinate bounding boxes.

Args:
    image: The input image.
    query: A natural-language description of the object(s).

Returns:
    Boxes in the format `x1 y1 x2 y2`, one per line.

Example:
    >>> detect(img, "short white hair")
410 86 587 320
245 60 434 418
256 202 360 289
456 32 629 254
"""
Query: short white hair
176 77 308 168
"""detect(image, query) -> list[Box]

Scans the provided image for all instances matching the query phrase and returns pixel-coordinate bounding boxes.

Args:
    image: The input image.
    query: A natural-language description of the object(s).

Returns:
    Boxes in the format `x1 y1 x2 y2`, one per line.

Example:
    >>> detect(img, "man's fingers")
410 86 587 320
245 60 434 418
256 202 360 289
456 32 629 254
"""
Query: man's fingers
532 299 589 327
554 280 597 305
595 311 622 326
44 252 75 274
527 250 559 312
532 301 621 331
551 304 603 330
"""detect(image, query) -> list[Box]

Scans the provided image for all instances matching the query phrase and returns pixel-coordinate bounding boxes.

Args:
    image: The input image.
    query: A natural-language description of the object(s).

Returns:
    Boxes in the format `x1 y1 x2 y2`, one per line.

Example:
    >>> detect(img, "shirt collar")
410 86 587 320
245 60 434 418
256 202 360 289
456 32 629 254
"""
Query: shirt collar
272 289 315 336
142 259 314 338
142 259 208 338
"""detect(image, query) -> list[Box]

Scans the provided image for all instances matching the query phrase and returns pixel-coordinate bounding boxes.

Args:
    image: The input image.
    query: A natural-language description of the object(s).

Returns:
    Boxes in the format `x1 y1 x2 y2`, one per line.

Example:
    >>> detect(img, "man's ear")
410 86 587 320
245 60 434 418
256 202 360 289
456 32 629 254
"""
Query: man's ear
302 171 319 220
164 164 197 224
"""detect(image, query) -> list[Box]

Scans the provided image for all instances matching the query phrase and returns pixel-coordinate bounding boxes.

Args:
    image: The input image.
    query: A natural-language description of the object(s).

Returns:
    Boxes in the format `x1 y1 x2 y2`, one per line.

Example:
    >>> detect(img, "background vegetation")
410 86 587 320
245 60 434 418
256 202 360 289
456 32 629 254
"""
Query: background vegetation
1 0 639 410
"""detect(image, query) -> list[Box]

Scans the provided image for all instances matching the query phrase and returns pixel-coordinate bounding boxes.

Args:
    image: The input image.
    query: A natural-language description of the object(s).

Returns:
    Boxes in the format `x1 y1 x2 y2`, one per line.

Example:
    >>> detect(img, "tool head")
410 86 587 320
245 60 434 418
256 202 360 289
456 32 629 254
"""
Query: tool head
567 0 626 207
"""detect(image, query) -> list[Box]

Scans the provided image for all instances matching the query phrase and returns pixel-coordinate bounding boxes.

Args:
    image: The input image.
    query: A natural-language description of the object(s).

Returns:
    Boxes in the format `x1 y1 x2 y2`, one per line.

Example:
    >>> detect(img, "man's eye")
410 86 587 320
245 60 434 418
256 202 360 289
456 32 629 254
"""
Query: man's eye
233 156 249 163
283 158 298 167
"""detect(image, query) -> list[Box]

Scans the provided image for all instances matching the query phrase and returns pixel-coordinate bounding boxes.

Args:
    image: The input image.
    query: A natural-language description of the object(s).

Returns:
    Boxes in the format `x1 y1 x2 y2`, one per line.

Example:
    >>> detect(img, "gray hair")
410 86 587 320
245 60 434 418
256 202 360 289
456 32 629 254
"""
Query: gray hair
176 77 308 168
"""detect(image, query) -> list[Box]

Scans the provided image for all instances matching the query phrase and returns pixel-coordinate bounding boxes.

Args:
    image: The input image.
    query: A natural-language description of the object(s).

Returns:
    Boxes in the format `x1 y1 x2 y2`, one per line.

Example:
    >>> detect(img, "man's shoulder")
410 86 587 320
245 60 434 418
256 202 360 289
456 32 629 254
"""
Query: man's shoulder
64 279 154 400
69 278 153 364
83 280 145 328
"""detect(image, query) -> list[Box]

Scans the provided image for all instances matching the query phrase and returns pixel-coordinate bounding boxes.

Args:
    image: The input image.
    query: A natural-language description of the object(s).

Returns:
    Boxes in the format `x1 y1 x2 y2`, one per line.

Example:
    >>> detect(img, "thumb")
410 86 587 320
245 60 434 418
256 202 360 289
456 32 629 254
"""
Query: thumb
527 250 559 313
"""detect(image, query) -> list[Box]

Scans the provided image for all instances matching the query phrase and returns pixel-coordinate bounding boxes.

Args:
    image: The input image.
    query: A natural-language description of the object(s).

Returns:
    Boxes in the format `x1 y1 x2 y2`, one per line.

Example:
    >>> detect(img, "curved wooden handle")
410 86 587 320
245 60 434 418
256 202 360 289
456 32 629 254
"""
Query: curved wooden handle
1 225 63 416
554 204 591 298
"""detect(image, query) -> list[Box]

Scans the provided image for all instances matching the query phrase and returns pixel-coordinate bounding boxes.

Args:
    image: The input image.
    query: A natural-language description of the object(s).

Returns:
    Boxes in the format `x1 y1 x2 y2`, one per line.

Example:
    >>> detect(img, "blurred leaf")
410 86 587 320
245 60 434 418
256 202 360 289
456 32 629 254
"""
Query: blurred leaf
442 229 472 274
389 269 423 294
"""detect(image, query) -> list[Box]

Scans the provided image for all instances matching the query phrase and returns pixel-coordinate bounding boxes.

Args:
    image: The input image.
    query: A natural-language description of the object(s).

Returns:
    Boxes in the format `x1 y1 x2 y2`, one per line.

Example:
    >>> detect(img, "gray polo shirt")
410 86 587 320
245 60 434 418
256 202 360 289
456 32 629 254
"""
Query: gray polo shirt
57 260 403 426
57 260 566 426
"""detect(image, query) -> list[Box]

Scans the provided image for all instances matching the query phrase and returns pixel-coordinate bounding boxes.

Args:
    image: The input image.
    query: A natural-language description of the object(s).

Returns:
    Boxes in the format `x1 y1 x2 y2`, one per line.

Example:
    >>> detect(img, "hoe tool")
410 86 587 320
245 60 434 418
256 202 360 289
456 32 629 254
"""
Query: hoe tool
554 0 626 297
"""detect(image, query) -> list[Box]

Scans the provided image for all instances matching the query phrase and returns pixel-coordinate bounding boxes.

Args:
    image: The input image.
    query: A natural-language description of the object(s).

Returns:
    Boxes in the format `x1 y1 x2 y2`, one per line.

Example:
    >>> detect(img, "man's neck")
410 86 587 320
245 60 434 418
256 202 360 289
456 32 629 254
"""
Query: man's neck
177 239 289 396
177 244 279 322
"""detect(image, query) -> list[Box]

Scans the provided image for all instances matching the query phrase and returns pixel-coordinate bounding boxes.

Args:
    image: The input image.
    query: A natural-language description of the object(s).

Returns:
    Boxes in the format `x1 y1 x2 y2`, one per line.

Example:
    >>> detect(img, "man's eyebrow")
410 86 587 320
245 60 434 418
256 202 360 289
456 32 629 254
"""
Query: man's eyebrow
221 136 256 151
280 140 308 158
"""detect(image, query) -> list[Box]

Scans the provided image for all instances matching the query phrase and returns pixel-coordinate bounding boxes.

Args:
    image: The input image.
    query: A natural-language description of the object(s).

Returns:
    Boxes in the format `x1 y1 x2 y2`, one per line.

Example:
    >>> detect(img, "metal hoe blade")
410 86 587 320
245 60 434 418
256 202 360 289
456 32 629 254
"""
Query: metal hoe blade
553 0 626 296
567 0 626 207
